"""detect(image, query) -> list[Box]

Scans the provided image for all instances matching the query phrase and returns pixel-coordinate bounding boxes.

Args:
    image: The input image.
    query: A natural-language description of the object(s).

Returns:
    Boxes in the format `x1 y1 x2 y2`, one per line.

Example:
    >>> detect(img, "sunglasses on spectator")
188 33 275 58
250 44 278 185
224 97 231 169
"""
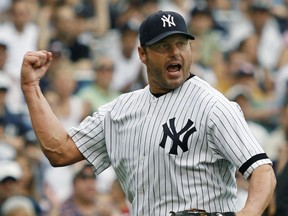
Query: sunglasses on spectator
78 173 96 180
96 65 114 72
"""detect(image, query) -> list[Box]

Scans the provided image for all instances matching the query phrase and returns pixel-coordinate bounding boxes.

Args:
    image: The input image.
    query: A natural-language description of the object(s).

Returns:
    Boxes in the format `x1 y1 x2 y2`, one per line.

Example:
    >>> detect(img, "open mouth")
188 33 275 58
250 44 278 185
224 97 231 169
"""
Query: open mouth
167 63 181 72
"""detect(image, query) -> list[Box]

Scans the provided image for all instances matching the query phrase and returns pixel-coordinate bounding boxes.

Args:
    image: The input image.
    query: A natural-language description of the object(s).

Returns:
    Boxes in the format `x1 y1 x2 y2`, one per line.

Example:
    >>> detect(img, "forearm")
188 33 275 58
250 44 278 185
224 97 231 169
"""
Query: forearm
23 84 83 166
237 164 276 216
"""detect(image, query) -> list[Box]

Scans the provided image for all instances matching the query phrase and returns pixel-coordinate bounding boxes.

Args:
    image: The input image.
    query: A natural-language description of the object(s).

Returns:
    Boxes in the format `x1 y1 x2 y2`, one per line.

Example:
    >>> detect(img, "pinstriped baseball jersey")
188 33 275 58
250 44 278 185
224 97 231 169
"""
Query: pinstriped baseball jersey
68 75 272 216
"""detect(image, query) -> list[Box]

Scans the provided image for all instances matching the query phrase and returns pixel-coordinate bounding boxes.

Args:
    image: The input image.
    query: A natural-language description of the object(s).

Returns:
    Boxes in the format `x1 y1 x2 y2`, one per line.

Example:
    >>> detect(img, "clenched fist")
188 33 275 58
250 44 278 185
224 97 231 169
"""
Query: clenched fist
21 50 52 91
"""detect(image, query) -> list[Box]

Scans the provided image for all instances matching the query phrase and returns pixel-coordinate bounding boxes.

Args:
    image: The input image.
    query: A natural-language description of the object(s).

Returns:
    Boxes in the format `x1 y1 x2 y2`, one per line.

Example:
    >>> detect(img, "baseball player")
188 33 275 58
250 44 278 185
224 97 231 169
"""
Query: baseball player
20 10 275 216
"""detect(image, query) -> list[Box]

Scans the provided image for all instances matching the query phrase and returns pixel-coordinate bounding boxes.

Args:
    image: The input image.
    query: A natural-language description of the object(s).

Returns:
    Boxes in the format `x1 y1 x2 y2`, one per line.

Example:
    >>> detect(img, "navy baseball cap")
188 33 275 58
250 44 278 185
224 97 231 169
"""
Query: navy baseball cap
139 10 195 46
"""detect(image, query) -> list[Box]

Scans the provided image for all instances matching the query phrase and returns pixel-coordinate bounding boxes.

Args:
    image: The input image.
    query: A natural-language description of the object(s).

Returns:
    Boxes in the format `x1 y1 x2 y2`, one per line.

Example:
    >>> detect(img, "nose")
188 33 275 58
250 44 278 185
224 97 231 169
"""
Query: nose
169 44 180 57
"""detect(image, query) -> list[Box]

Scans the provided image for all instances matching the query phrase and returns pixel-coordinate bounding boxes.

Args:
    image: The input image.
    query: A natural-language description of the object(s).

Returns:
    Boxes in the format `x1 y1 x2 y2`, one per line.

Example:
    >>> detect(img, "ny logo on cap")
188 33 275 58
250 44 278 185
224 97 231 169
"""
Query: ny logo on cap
161 14 176 27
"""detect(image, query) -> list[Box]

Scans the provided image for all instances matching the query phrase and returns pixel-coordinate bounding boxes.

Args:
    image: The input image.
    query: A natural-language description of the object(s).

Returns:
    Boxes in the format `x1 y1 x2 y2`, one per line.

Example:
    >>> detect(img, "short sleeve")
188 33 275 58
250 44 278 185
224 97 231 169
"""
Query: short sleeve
207 101 272 179
68 111 111 175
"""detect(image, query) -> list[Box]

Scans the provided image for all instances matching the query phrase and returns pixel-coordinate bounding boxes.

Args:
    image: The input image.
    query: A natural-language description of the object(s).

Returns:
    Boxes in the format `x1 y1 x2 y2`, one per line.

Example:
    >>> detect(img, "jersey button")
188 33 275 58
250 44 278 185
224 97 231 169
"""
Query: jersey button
140 155 145 162
138 185 144 193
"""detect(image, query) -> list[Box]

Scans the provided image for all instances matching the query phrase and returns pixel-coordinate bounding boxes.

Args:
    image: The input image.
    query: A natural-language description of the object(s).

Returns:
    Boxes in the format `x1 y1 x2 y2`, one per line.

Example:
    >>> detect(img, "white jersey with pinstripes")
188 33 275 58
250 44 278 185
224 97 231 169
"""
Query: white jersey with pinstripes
68 75 272 216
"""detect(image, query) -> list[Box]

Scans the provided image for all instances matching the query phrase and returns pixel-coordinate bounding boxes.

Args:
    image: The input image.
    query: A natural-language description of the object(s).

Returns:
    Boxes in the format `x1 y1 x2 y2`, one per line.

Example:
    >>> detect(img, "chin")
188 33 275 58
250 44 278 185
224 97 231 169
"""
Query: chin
166 79 184 90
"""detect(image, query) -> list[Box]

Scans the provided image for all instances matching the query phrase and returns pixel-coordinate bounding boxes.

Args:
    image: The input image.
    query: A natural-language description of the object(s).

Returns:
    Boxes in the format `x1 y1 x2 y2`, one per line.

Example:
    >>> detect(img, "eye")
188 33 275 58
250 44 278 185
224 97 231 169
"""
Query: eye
179 40 187 44
150 42 170 53
177 40 188 50
157 43 169 49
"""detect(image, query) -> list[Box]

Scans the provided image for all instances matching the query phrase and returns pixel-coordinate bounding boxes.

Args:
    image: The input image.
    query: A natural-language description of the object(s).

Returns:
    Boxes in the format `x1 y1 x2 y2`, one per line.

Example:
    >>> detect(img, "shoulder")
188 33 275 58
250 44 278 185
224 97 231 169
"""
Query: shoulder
187 76 242 115
187 76 230 103
97 88 147 113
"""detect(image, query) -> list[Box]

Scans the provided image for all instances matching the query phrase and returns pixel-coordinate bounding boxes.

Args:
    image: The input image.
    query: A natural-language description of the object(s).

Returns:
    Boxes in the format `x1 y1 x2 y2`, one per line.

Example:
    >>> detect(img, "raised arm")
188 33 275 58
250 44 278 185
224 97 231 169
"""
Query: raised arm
21 50 84 166
237 164 276 216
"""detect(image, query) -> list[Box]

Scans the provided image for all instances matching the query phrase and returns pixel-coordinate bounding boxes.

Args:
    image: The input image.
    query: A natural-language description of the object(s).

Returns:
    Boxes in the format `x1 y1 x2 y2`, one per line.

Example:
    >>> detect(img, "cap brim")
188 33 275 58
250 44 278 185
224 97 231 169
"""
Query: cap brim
145 31 195 46
0 176 18 182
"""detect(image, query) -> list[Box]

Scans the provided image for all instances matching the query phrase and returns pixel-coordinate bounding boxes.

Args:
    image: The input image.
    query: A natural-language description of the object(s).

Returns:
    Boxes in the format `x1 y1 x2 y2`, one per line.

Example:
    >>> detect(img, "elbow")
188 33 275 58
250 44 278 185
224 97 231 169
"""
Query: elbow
48 158 64 167
46 154 67 167
41 146 69 167
39 136 74 167
43 146 84 167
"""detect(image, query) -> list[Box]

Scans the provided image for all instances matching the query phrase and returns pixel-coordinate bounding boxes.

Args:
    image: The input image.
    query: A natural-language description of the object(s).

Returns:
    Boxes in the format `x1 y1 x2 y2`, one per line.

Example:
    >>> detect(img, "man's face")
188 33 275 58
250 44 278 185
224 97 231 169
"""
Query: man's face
138 34 193 94
74 168 97 203
0 178 19 202
12 1 31 30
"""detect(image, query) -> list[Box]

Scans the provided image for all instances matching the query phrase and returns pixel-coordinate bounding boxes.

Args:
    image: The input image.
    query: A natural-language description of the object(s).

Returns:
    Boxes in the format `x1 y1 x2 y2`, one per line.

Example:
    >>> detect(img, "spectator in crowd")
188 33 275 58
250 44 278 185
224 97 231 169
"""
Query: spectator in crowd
109 22 146 93
0 160 23 212
237 33 275 98
44 61 91 130
187 4 224 81
44 163 103 216
207 0 245 52
246 0 283 71
274 46 288 108
218 48 248 93
0 73 34 152
61 0 110 38
15 153 43 216
42 5 91 63
0 0 39 113
189 37 217 87
37 0 110 52
226 61 279 131
77 55 120 112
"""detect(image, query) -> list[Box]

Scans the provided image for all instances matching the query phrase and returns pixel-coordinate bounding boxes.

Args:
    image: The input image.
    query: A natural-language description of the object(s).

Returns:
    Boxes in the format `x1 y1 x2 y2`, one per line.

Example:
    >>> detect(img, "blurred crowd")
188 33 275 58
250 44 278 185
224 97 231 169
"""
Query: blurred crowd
0 0 288 215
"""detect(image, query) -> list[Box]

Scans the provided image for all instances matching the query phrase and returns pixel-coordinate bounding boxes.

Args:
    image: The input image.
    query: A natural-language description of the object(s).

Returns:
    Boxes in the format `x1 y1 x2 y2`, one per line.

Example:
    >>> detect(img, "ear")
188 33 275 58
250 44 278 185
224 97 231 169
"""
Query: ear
138 46 147 64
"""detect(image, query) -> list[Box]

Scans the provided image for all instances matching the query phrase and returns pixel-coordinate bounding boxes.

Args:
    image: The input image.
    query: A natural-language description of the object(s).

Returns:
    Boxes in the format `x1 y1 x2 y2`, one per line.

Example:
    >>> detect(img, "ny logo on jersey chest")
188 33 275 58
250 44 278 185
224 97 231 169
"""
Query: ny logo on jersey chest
159 118 196 155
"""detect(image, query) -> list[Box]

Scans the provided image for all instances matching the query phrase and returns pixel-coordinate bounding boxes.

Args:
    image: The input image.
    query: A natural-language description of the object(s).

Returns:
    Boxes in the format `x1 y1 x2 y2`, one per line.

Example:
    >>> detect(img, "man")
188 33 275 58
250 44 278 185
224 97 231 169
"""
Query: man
0 0 39 113
20 10 276 216
109 22 146 93
77 55 120 112
0 73 35 150
0 160 23 211
45 163 102 216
